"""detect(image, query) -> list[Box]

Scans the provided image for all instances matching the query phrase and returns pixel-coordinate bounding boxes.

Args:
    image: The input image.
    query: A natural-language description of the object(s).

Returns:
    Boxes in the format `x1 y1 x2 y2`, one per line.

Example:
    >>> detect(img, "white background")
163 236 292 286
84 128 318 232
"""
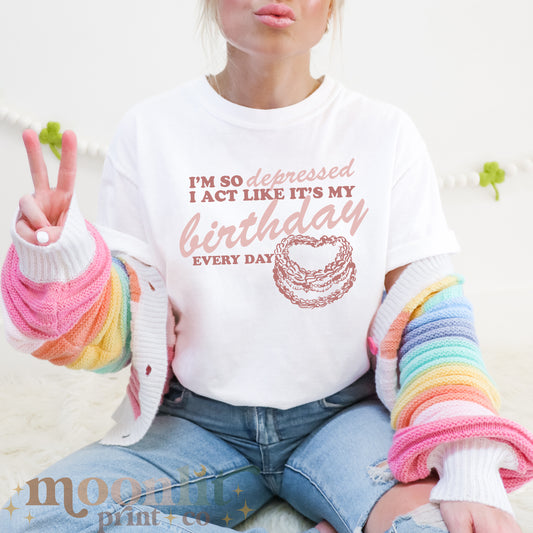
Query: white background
0 0 532 374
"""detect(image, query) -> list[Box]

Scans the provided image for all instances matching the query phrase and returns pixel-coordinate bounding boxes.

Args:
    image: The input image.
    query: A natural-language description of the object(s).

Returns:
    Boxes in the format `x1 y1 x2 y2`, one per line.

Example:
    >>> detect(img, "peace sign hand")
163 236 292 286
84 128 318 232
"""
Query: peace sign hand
16 129 77 246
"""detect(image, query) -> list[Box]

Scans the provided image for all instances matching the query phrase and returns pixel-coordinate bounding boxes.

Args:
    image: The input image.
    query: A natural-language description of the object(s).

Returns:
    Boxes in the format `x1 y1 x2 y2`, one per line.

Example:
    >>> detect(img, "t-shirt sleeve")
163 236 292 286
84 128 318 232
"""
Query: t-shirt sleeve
386 113 460 272
97 108 143 234
97 156 147 242
96 110 160 269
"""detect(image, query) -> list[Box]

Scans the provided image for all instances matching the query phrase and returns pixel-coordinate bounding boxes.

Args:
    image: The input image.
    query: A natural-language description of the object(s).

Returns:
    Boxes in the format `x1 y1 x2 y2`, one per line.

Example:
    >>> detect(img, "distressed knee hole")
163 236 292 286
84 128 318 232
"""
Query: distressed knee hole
366 459 394 484
393 502 447 531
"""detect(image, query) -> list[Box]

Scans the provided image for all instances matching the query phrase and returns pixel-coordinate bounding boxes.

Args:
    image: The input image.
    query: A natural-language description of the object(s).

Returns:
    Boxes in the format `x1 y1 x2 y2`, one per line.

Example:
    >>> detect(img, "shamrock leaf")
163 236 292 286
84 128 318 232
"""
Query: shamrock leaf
479 161 505 201
39 121 63 160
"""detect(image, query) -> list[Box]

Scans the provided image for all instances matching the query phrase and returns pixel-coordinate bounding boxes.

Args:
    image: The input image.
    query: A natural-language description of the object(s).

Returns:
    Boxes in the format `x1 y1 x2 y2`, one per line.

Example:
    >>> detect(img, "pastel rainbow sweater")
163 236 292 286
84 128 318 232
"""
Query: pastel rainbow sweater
368 255 533 512
3 200 533 512
1 197 175 446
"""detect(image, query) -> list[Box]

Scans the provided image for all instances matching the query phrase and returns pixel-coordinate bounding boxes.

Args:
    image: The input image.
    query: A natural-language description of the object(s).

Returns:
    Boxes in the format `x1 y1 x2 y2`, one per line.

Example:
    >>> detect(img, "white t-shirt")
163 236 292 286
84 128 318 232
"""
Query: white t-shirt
98 76 459 408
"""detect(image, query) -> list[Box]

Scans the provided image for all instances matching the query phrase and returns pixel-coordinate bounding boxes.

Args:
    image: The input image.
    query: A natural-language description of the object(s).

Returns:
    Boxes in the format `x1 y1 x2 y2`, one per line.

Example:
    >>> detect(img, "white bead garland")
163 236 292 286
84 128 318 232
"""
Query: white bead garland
522 158 533 172
1 102 532 188
0 103 109 161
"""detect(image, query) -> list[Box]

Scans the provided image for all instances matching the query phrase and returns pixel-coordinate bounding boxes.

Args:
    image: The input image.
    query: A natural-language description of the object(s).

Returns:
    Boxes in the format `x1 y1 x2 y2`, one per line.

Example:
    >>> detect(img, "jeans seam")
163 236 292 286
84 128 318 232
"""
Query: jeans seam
254 407 260 443
284 463 352 533
120 464 259 505
273 409 282 438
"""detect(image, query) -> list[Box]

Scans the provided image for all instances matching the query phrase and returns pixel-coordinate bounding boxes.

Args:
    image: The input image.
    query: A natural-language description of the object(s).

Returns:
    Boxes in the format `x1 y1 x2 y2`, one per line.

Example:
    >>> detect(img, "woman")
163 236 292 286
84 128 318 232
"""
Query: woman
1 1 532 532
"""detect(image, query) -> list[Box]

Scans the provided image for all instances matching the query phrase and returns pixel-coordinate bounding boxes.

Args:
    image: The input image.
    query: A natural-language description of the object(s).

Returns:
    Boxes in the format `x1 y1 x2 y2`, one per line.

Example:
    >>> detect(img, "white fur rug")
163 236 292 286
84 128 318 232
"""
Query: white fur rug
1 349 532 532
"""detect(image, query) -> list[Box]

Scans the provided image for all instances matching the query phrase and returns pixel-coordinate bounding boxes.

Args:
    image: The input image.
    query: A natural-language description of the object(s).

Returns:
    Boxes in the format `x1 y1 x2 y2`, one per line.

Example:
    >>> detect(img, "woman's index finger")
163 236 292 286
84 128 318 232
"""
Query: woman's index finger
57 130 77 193
22 129 50 193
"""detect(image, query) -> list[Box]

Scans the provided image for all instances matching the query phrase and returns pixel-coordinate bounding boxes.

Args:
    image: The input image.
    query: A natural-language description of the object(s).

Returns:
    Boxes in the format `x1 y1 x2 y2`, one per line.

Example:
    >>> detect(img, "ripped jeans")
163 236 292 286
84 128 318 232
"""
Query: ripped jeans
1 370 447 532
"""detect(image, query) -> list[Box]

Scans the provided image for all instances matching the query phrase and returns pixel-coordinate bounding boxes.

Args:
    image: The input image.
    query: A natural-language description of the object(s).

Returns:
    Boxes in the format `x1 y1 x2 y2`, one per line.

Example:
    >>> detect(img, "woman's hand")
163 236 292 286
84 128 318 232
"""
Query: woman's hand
16 129 77 246
440 501 522 532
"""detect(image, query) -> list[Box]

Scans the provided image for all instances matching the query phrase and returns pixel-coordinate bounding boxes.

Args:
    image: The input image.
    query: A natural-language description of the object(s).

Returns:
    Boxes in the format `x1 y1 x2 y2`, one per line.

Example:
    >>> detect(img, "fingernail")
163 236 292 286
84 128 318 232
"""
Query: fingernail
36 230 50 245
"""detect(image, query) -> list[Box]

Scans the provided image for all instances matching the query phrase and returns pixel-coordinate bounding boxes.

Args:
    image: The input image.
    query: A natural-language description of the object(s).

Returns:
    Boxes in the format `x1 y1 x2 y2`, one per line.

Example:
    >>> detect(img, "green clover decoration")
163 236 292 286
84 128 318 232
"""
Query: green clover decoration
39 122 63 160
479 162 505 201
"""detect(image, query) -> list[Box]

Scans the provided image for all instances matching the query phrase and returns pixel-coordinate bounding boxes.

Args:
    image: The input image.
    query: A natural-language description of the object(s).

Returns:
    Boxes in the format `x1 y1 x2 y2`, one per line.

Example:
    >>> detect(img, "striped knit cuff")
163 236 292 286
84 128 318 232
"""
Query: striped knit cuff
370 254 454 345
428 438 518 516
11 194 96 283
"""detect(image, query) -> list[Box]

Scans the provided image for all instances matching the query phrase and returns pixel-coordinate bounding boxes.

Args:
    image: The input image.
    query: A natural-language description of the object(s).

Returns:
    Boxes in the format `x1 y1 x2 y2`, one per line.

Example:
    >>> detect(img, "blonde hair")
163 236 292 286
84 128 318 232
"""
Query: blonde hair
198 0 345 55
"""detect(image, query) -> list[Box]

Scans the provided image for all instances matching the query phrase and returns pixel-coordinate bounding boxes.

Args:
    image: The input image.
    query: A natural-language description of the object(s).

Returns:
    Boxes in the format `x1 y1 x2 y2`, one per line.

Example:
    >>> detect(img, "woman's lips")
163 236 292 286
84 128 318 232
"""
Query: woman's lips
254 3 295 28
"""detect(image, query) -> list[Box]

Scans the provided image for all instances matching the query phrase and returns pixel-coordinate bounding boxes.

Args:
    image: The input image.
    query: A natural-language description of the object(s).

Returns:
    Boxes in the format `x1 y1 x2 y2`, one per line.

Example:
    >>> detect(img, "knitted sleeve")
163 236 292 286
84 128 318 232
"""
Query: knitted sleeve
1 196 137 373
368 255 533 498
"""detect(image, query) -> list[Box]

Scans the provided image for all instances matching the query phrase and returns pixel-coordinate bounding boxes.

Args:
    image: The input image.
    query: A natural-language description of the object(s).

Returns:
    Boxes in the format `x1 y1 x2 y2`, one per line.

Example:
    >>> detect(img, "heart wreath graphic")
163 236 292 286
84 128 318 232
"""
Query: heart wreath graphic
273 234 357 309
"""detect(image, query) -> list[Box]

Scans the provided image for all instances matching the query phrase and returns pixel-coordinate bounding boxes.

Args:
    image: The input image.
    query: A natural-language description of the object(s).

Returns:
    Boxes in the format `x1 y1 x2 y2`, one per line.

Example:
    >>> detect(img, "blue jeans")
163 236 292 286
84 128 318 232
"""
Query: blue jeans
1 370 447 532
